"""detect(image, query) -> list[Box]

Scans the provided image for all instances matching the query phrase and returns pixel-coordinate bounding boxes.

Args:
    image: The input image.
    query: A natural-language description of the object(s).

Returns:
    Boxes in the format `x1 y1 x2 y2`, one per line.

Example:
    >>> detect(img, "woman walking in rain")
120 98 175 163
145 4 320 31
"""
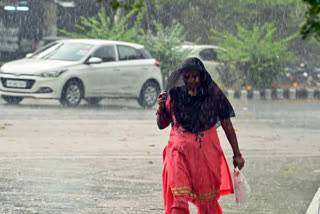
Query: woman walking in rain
156 57 245 214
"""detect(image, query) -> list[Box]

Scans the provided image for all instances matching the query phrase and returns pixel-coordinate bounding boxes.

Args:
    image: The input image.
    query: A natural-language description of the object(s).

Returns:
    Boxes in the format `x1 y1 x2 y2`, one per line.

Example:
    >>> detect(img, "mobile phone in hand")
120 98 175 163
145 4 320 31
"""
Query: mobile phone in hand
161 91 167 100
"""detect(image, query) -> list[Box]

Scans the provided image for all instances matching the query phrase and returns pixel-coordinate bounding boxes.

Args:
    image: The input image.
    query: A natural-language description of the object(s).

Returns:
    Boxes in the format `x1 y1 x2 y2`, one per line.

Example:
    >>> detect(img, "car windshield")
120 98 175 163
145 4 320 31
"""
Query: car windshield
31 42 94 61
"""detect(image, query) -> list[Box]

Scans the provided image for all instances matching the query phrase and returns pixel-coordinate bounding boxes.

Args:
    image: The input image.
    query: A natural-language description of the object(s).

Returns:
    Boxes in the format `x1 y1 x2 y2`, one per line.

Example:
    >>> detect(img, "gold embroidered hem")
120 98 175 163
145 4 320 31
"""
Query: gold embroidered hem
171 186 219 201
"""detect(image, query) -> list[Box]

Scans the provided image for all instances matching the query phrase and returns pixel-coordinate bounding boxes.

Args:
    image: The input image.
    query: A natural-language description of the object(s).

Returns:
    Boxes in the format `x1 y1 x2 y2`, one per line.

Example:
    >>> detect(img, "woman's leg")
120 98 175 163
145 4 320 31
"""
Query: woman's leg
194 200 223 214
163 167 189 214
163 182 189 213
170 197 189 214
166 195 189 214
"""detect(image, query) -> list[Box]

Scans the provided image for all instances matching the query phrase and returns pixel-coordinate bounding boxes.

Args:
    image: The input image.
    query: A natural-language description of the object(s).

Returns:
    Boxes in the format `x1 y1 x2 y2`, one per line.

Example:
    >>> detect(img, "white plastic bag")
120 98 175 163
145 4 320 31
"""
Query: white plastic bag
233 167 251 206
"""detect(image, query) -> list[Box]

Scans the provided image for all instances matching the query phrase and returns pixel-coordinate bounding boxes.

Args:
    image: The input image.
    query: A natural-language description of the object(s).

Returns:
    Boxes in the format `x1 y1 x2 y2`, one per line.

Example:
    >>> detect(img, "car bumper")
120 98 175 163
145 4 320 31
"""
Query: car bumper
0 74 63 99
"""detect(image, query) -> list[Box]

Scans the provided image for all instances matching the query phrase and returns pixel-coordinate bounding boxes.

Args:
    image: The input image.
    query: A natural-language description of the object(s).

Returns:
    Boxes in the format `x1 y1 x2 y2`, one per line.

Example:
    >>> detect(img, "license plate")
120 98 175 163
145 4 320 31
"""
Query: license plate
6 80 27 88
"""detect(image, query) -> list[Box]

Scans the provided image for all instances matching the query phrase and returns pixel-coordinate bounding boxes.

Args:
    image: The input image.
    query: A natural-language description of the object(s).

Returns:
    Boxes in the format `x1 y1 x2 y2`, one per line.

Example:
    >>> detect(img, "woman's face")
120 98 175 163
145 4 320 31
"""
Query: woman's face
183 69 201 91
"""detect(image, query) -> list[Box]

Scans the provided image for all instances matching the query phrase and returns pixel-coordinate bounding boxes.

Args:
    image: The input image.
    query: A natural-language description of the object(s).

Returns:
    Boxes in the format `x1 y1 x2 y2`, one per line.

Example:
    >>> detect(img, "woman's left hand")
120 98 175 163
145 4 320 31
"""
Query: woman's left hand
233 156 245 170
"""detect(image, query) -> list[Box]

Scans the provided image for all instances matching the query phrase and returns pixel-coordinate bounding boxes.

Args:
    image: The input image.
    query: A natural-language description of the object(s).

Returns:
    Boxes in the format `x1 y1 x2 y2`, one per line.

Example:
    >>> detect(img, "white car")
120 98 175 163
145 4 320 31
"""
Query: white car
0 39 163 107
182 44 225 81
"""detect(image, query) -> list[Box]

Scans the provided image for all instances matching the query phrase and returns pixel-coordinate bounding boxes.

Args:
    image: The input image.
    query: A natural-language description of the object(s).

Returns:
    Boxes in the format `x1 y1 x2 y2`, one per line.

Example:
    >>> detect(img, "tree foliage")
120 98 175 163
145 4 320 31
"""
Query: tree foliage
70 0 319 88
212 23 296 89
141 21 187 80
59 7 143 42
301 0 320 41
143 0 305 43
96 0 145 10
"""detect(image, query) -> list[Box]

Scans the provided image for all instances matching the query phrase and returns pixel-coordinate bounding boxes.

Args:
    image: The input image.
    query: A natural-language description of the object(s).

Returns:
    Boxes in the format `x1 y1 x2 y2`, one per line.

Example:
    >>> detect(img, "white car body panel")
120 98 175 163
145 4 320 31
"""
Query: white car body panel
114 59 158 96
83 61 121 96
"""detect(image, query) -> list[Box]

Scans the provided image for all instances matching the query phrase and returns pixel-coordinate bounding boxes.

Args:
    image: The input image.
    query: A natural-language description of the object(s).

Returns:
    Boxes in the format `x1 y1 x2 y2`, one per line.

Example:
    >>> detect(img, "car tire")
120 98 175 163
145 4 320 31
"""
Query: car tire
138 81 160 108
85 98 102 106
60 79 84 107
1 95 24 104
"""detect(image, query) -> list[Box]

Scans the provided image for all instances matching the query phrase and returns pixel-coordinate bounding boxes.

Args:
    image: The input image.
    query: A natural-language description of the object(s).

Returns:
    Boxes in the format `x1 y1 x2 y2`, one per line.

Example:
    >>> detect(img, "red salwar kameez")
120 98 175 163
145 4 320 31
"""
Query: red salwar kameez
162 96 234 214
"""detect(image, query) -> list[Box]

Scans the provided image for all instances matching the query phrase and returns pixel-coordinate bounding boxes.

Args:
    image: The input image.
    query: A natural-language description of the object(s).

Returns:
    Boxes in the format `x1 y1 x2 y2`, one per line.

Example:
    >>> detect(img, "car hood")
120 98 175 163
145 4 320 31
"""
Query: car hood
1 58 79 75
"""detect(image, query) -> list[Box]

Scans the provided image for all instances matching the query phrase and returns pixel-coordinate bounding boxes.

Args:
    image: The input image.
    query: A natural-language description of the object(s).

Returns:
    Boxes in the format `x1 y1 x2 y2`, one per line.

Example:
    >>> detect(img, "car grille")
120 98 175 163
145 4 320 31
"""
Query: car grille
0 78 35 89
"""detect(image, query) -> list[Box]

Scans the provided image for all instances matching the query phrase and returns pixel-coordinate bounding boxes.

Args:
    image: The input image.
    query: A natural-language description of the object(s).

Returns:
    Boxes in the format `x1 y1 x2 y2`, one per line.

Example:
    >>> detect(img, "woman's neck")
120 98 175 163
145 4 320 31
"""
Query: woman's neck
188 87 198 96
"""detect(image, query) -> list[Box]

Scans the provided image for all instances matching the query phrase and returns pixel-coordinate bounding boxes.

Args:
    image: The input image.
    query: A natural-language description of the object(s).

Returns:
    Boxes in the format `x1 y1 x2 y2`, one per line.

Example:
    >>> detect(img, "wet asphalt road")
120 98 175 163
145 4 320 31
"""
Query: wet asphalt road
0 98 319 214
0 98 319 128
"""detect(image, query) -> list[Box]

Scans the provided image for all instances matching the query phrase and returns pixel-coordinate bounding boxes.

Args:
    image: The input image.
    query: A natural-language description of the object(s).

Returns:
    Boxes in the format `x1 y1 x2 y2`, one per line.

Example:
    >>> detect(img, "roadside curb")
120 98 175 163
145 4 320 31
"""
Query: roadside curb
224 89 320 100
306 187 320 214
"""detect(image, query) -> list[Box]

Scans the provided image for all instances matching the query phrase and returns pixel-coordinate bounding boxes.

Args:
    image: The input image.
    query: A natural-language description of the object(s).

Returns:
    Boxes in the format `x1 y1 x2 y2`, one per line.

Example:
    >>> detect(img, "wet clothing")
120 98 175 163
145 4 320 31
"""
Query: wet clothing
161 58 235 214
162 96 233 214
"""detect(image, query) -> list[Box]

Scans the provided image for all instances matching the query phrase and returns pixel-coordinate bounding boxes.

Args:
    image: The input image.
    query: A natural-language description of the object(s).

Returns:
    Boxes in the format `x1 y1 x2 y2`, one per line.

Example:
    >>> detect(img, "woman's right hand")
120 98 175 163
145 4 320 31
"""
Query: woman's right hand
233 156 245 170
157 91 167 111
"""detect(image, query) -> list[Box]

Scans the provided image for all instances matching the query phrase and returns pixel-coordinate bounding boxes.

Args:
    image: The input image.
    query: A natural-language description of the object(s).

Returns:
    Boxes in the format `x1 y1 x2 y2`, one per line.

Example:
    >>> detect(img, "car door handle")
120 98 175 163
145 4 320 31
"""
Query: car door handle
113 68 120 72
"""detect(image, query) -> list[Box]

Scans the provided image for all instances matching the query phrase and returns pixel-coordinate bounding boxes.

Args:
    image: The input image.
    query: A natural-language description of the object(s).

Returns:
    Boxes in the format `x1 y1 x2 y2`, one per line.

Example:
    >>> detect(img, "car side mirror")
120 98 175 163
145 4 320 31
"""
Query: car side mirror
87 57 102 64
25 53 33 58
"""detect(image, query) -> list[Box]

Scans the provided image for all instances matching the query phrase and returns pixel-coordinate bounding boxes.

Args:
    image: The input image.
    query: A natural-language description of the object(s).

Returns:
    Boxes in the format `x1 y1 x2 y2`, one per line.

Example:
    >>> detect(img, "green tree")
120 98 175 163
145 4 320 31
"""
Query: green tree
301 0 320 41
211 23 296 89
142 0 305 43
59 7 143 43
144 0 218 43
141 21 188 82
96 0 145 10
93 0 319 66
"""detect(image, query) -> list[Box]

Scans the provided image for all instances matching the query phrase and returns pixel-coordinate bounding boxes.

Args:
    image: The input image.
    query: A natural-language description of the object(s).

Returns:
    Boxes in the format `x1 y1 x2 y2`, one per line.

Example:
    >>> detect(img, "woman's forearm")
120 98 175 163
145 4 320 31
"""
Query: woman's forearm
221 119 241 156
157 108 171 129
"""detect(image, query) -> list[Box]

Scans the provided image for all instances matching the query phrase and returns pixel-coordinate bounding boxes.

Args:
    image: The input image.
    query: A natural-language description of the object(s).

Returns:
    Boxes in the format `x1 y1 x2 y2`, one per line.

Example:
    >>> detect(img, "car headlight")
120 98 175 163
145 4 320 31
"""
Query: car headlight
38 69 67 77
0 66 5 73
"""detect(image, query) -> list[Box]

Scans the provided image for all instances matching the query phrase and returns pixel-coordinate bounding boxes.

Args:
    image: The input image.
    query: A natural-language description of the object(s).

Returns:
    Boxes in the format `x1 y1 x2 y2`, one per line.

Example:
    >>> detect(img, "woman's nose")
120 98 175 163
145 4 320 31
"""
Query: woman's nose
187 77 194 83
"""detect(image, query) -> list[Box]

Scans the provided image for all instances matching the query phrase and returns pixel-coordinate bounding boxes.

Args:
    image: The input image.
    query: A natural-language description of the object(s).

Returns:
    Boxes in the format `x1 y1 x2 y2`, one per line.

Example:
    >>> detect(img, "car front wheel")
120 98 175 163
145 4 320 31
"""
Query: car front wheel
138 81 160 108
2 95 24 104
60 80 84 107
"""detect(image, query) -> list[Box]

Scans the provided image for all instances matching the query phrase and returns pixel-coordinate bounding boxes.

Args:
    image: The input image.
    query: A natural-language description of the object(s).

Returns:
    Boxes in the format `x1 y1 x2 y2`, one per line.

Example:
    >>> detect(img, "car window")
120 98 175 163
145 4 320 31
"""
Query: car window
138 48 152 59
199 48 218 61
117 45 144 61
93 46 116 62
31 42 61 58
32 42 94 61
